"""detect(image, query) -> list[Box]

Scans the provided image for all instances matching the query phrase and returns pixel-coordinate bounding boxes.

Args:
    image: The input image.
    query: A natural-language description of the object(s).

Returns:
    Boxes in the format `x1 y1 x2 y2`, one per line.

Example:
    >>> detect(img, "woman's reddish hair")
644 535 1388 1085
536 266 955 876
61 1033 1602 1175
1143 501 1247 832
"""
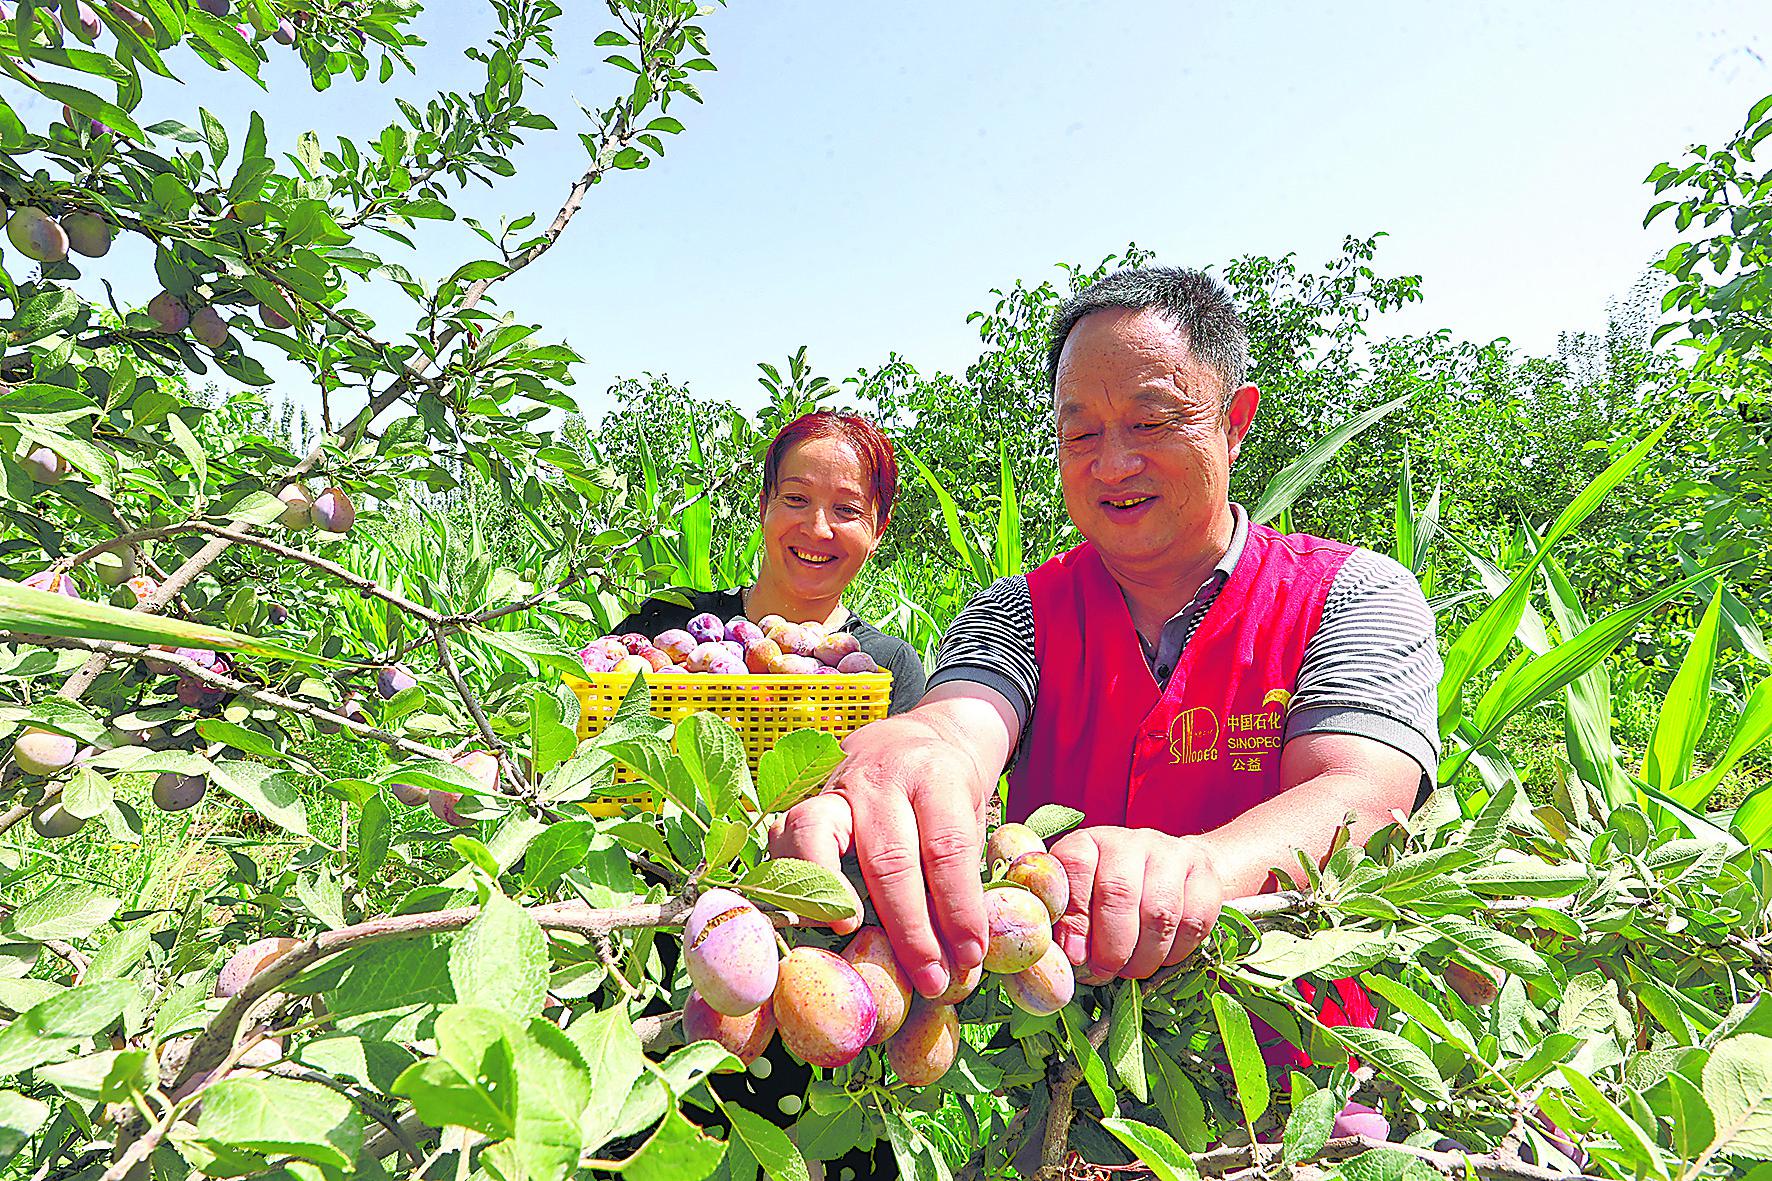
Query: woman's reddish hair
761 411 899 528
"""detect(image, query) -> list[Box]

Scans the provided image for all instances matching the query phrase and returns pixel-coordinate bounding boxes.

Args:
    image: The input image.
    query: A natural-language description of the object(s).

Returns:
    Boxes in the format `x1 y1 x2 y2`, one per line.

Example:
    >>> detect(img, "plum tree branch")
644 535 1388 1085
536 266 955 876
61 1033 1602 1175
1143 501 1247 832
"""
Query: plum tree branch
1173 1134 1605 1181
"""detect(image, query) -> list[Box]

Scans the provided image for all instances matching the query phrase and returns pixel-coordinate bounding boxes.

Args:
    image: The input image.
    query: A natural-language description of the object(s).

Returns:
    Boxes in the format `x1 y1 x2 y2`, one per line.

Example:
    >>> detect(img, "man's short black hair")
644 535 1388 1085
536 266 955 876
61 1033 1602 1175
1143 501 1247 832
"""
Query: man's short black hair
1045 266 1250 403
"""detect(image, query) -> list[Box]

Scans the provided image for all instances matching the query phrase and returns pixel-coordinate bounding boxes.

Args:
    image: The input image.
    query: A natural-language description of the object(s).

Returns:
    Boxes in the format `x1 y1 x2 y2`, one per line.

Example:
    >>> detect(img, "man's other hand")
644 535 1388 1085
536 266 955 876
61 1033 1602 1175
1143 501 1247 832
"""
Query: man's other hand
1050 826 1224 983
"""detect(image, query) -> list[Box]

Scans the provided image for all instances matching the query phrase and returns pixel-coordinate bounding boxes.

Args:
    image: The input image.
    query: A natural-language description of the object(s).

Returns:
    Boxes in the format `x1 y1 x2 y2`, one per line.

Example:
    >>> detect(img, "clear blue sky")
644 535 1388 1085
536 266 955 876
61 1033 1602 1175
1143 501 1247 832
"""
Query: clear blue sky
18 1 1772 417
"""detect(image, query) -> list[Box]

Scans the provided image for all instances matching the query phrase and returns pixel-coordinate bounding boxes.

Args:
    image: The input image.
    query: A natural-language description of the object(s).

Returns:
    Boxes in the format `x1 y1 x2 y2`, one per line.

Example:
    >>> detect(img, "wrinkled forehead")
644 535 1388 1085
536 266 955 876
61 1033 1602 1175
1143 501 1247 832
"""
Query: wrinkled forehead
1052 308 1220 418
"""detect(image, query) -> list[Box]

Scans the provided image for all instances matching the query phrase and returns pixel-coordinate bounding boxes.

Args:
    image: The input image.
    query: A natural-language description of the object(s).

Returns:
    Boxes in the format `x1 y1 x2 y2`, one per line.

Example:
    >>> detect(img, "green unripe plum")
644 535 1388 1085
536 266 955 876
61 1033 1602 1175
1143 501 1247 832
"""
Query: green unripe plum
146 291 189 333
152 772 207 812
931 961 983 1006
682 992 776 1065
190 305 228 349
216 936 302 998
1006 851 1069 922
30 801 85 839
772 946 877 1068
885 997 960 1087
1002 940 1075 1016
276 483 314 528
61 211 110 256
7 207 68 262
91 545 137 586
20 446 69 484
982 886 1052 974
13 728 78 776
685 889 779 1017
985 823 1044 869
312 487 355 533
843 926 912 1045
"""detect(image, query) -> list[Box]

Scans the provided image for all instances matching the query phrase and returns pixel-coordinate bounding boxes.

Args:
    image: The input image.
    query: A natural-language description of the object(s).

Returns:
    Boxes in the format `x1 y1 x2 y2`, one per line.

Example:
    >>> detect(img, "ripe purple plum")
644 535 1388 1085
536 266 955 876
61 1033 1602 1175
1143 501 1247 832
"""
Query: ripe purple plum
190 305 228 349
277 483 314 528
152 772 208 812
216 936 302 998
617 633 651 655
635 646 674 672
986 823 1045 869
258 302 290 329
577 639 623 674
387 778 429 807
147 291 189 334
743 637 782 674
685 641 728 673
104 1 153 38
1003 941 1076 1016
611 654 649 679
7 207 68 262
196 0 228 14
774 625 818 658
653 629 695 663
772 946 877 1068
22 570 79 598
271 16 293 43
812 631 860 667
982 886 1052 974
1332 1101 1390 1141
885 998 960 1086
682 992 776 1065
315 692 366 735
13 728 78 776
776 654 822 675
725 618 764 646
757 614 786 632
684 889 779 1017
72 2 100 40
1006 851 1069 922
20 446 70 484
843 927 912 1045
265 602 289 626
687 611 725 645
60 211 110 257
718 639 745 661
376 664 416 700
31 802 86 838
312 486 355 533
836 650 880 674
428 790 471 827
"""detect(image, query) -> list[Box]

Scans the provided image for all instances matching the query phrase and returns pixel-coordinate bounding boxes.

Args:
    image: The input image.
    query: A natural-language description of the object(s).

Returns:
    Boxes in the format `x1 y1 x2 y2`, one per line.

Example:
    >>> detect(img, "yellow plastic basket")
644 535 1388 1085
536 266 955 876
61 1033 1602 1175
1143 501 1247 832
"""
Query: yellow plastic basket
567 671 892 815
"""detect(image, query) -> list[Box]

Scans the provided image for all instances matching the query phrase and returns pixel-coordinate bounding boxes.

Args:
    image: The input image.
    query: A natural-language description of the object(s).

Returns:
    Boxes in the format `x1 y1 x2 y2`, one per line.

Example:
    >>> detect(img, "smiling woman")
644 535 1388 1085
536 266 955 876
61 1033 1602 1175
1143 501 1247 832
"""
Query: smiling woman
613 411 927 715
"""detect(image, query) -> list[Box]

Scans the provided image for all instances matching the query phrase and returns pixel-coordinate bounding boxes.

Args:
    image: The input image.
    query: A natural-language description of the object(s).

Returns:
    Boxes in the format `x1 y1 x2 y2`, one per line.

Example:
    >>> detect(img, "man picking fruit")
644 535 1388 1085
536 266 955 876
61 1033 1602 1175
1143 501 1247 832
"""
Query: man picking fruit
773 267 1441 998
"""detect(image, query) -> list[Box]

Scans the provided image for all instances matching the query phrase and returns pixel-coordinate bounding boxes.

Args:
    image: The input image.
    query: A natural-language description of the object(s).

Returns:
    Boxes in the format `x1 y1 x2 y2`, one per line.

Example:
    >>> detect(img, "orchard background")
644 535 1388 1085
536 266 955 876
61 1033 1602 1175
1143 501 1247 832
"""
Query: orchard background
2 2 1772 1180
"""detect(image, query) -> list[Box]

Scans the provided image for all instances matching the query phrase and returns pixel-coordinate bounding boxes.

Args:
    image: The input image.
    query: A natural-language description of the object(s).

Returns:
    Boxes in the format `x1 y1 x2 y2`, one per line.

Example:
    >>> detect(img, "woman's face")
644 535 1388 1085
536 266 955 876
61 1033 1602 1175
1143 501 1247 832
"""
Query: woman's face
760 435 883 602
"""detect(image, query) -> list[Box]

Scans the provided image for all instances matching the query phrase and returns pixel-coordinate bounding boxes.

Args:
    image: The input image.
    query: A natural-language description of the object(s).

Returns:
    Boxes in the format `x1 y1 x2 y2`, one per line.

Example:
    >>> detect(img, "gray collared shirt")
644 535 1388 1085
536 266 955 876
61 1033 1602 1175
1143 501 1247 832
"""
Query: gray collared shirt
1134 504 1249 684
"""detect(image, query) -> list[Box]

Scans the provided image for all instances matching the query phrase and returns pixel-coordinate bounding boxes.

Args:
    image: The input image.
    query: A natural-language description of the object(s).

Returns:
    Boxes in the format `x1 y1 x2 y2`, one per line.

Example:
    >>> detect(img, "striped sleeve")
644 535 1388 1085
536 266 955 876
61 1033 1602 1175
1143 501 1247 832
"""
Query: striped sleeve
1285 548 1443 783
926 575 1039 728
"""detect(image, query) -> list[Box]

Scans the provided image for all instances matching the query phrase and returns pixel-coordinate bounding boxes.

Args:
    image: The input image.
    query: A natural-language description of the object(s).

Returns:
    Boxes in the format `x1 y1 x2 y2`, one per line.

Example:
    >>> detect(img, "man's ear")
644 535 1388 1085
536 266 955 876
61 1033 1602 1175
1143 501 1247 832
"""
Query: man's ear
1224 384 1261 464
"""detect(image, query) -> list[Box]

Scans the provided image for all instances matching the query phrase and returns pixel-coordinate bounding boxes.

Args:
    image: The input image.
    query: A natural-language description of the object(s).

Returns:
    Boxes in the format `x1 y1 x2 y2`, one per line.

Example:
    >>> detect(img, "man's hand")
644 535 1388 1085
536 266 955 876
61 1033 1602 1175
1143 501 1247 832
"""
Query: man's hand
768 685 1018 1000
1050 826 1223 983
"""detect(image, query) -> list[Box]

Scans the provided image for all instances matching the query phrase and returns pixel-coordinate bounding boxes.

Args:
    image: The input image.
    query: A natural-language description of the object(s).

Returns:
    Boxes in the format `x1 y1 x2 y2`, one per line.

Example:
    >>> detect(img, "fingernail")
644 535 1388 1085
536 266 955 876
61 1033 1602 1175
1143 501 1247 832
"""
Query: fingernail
913 964 948 999
955 938 983 970
1062 933 1085 965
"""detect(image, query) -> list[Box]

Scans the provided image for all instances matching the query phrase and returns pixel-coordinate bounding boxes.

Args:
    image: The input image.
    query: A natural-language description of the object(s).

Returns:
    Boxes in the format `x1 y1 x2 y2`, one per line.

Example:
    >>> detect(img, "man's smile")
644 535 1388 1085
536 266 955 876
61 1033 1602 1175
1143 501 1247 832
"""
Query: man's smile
788 546 838 565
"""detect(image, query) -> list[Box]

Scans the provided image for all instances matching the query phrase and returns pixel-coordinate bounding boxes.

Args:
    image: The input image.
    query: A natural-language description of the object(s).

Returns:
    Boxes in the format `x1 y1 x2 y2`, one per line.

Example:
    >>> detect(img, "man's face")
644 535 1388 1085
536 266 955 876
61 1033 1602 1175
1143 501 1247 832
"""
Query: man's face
1054 308 1258 575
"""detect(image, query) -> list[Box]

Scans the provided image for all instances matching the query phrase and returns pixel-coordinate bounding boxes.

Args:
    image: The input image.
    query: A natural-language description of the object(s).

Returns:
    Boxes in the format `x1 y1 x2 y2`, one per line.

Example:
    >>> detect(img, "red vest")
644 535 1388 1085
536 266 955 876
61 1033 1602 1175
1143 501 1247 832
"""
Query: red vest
1008 523 1353 833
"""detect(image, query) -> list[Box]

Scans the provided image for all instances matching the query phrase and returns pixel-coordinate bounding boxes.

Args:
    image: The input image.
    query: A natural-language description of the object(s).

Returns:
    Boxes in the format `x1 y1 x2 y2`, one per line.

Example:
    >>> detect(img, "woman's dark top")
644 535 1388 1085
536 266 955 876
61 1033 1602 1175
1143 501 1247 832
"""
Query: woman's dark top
615 587 926 715
616 587 921 1174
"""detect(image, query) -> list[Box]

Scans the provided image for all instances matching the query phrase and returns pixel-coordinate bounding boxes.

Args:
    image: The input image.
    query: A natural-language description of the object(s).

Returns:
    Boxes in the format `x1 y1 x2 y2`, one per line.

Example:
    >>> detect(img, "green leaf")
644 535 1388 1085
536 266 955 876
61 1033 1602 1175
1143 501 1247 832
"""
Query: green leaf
568 1006 645 1151
1701 1034 1772 1160
0 980 132 1076
195 1077 364 1169
521 820 596 893
356 795 391 884
1328 1027 1450 1104
1646 585 1724 790
756 729 843 813
1282 1086 1341 1166
0 1091 48 1170
209 760 310 836
1 883 119 942
719 1102 809 1181
1669 1071 1716 1164
1108 979 1148 1102
736 858 859 923
57 766 111 820
392 1006 517 1139
1558 1064 1668 1178
1024 803 1086 840
677 711 750 812
1211 992 1269 1124
1678 677 1772 809
450 891 548 1018
1459 859 1588 898
702 818 748 871
1060 1003 1116 1119
616 1101 726 1181
1099 1118 1200 1181
1249 392 1410 525
0 582 324 666
1433 915 1548 979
